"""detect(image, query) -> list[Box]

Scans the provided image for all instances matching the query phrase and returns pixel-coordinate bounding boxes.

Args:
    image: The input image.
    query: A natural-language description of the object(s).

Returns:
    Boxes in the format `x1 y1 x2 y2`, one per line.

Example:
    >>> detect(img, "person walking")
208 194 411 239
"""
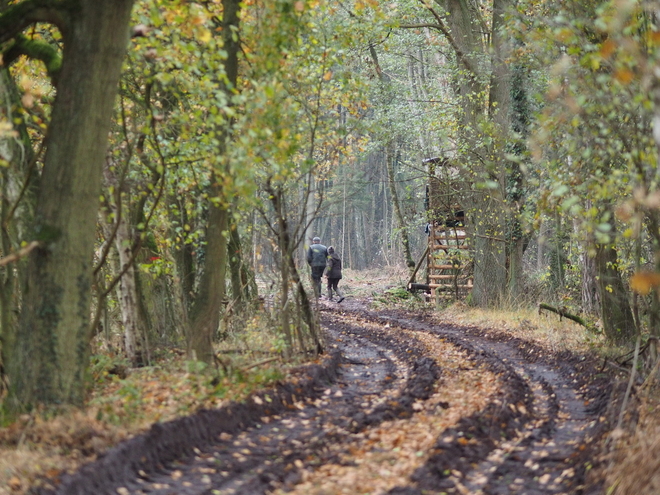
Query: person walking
325 246 344 303
306 236 327 298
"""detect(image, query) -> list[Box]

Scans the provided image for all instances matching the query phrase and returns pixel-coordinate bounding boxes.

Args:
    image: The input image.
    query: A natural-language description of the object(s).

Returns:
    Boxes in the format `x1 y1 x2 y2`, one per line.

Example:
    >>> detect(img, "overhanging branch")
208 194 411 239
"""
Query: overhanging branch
3 34 62 86
414 0 478 76
0 0 70 44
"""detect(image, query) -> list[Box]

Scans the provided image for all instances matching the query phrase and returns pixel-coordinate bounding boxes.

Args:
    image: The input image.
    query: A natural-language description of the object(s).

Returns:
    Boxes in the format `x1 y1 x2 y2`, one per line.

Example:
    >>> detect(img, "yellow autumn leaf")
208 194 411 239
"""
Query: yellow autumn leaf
630 271 660 295
198 27 212 44
323 71 333 81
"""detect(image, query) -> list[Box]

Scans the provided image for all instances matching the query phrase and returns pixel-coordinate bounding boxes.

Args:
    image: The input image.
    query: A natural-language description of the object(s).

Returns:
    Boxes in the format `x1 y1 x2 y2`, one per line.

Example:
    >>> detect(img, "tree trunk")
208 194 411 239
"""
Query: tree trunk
0 67 37 379
507 237 524 304
266 183 320 354
187 0 240 363
595 243 636 344
6 1 134 411
169 190 195 318
581 244 600 314
228 216 256 310
471 226 507 307
275 189 292 353
188 184 228 363
430 0 511 307
114 206 143 367
386 142 414 269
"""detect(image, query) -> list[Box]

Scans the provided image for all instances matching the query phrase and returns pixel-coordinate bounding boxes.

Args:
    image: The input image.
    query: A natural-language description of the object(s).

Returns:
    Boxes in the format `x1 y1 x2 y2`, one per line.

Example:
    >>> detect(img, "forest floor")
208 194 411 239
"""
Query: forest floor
1 267 659 494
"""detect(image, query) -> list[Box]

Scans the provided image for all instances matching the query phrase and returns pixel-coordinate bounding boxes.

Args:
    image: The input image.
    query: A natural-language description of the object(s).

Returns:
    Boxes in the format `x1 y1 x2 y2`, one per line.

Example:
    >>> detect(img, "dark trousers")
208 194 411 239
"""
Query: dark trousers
311 266 325 297
327 278 343 299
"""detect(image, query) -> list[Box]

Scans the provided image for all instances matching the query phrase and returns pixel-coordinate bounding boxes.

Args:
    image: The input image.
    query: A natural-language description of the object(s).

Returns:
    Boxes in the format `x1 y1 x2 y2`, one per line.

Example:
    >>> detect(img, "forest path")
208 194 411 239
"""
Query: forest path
39 299 611 495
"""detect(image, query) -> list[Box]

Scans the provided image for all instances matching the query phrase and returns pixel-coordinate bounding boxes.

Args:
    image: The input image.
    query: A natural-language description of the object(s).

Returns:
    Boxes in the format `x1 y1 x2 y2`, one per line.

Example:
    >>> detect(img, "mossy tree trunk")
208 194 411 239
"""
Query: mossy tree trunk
4 0 135 412
0 67 38 380
595 243 636 343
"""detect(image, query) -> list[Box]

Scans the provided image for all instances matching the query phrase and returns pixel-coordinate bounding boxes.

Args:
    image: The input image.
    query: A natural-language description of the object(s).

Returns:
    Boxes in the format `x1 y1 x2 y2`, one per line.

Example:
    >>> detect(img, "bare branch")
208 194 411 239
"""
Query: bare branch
0 240 40 267
415 0 478 76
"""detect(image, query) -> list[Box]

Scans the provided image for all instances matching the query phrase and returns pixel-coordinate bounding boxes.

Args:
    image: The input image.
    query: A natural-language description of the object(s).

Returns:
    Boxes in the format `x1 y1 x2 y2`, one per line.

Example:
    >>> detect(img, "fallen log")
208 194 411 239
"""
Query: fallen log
538 303 598 333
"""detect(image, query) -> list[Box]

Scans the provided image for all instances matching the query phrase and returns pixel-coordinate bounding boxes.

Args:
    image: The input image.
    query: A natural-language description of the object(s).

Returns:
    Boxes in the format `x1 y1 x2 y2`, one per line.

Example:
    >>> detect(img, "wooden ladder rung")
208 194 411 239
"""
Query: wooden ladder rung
429 274 460 280
428 264 461 270
433 244 469 250
429 283 473 289
432 234 467 240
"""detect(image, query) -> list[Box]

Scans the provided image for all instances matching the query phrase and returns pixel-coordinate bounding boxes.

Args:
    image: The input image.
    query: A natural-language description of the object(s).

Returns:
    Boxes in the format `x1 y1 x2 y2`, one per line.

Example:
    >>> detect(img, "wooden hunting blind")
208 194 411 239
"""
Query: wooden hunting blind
408 157 473 301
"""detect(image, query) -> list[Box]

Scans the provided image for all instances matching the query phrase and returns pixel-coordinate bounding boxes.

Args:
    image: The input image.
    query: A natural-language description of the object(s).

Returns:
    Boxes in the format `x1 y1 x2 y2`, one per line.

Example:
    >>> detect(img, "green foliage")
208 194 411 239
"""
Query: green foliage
519 0 657 240
372 285 427 311
88 354 130 385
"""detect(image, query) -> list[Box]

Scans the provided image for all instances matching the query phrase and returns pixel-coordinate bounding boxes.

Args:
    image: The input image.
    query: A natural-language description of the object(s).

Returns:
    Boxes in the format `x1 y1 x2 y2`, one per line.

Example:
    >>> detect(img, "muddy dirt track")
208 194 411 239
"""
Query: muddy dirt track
36 300 613 495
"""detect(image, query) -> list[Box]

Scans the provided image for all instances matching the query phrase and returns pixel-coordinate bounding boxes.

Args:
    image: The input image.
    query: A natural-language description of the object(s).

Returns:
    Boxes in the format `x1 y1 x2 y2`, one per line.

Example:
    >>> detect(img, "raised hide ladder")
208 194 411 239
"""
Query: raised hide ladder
426 220 472 303
407 156 473 303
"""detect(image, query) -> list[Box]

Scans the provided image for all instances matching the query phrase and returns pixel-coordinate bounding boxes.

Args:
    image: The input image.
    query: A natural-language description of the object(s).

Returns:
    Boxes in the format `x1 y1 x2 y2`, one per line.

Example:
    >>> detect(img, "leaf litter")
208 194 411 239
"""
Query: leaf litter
0 275 620 494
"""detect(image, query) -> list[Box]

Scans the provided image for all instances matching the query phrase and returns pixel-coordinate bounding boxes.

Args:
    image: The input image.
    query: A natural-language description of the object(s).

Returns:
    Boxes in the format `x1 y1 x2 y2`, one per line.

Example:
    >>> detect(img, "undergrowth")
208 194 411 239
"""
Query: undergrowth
0 311 295 495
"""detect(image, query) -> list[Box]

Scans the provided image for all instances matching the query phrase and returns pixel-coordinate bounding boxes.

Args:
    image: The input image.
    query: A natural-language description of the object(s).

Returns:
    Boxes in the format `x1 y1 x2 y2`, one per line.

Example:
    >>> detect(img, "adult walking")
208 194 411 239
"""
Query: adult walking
325 246 345 303
307 236 327 298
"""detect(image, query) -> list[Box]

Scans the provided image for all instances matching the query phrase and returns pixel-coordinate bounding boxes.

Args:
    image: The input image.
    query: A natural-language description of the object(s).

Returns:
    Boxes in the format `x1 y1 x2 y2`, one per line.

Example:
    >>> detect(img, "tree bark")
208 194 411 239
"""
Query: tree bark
114 204 143 367
228 215 256 310
169 189 195 317
267 184 320 354
187 0 241 363
595 243 636 344
386 142 415 269
187 184 228 363
581 244 600 314
429 0 511 307
6 0 135 411
0 67 37 380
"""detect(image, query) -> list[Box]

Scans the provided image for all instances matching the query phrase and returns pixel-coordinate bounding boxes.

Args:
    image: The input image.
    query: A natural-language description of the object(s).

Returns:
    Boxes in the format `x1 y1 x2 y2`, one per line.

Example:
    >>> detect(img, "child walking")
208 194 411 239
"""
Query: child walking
325 246 345 303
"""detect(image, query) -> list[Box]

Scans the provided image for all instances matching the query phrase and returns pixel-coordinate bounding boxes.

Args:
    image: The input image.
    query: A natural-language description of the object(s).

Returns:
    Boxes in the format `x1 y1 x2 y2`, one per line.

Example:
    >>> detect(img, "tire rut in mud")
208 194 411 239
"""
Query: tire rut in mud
35 305 611 495
36 314 441 495
356 308 610 495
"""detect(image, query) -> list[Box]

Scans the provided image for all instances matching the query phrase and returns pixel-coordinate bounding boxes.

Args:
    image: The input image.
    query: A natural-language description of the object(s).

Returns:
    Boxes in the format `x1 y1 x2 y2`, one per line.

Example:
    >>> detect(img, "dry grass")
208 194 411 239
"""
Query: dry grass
341 265 411 298
436 302 608 355
0 409 129 494
602 380 660 495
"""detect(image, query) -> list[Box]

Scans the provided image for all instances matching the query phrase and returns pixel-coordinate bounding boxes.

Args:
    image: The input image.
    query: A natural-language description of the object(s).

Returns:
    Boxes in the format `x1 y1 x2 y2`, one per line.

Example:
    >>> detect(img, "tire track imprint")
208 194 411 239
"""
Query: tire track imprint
36 304 610 495
366 309 606 495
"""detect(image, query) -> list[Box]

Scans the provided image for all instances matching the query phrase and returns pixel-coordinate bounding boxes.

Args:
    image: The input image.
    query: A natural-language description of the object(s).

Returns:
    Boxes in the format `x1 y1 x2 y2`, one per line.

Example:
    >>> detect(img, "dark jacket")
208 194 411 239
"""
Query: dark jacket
325 253 342 279
307 243 328 267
